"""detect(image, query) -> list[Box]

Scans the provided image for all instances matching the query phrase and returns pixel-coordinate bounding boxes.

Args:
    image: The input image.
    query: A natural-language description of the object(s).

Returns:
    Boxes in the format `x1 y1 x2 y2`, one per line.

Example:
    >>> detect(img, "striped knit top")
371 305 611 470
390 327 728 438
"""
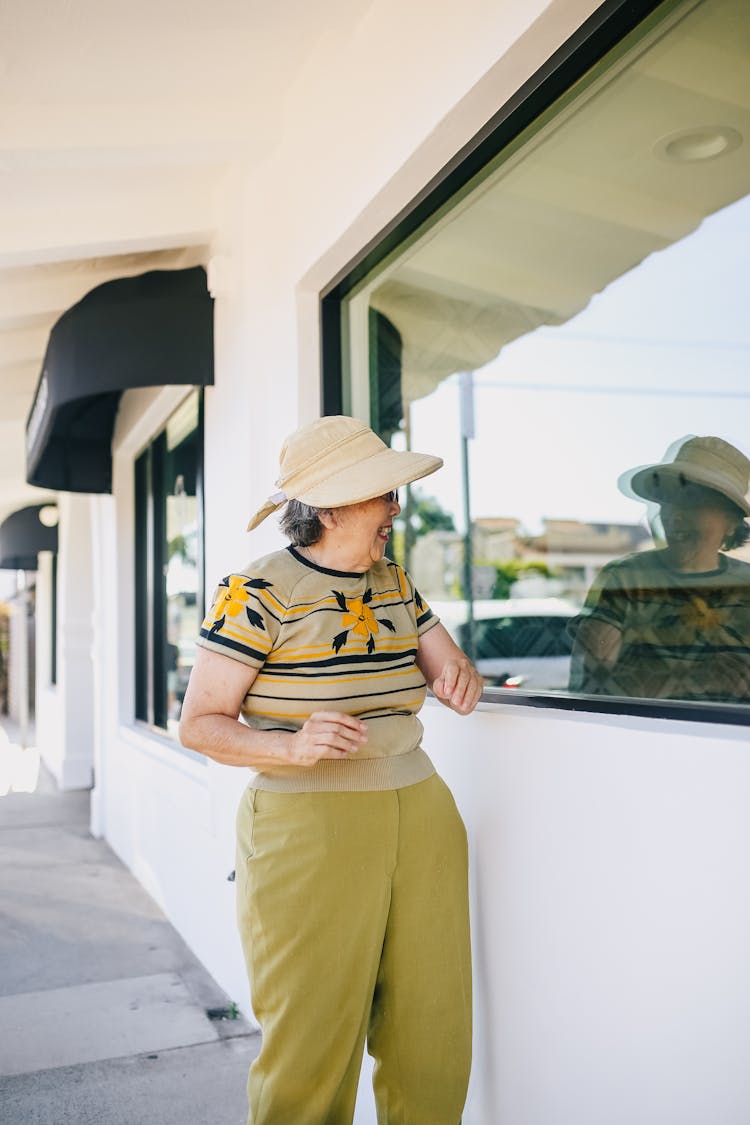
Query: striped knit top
569 548 750 702
196 545 441 791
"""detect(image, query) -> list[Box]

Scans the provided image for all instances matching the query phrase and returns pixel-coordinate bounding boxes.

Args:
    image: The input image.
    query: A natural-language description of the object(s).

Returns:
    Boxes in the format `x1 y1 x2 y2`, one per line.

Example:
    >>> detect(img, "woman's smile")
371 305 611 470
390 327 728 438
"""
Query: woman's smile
313 494 401 572
660 498 736 572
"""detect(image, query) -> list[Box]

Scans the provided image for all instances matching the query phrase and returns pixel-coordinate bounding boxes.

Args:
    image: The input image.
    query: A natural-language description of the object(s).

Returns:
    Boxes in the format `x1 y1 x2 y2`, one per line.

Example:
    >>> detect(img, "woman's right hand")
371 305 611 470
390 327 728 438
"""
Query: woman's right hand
286 711 368 767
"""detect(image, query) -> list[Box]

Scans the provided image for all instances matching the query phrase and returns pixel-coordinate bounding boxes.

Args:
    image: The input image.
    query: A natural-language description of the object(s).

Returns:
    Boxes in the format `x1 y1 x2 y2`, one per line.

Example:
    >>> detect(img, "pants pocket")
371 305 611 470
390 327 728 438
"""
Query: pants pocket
235 786 258 862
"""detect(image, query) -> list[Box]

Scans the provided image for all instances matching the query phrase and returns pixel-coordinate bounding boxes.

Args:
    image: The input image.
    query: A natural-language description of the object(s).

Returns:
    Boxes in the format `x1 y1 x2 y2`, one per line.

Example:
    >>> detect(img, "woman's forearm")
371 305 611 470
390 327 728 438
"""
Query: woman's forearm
179 712 294 770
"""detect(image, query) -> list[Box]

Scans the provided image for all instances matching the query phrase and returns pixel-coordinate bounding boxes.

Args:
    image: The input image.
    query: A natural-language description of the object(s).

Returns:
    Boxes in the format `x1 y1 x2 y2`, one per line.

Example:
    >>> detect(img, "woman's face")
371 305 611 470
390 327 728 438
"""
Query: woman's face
659 486 737 558
322 492 401 572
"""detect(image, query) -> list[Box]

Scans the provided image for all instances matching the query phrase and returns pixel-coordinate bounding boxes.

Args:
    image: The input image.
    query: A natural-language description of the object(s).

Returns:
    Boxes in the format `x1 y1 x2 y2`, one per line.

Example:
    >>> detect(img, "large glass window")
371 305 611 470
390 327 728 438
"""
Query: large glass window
135 391 204 737
335 0 750 721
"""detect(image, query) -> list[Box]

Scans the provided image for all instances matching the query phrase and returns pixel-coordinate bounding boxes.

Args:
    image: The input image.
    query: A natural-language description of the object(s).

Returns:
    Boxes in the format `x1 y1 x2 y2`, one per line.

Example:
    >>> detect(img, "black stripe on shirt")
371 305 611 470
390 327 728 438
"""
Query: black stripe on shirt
248 682 424 704
199 629 268 663
259 658 417 679
267 649 418 671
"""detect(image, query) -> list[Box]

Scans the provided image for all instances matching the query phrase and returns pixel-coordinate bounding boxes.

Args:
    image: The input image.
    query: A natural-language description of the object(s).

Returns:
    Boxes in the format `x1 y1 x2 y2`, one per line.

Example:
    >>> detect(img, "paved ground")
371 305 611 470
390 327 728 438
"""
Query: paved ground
0 720 259 1125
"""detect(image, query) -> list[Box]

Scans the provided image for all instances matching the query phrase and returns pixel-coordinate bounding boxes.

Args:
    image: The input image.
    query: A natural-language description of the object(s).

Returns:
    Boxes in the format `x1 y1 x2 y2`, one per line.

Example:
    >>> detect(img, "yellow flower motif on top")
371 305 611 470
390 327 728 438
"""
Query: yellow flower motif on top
204 574 272 637
680 597 728 634
214 575 251 618
341 597 380 639
331 588 395 654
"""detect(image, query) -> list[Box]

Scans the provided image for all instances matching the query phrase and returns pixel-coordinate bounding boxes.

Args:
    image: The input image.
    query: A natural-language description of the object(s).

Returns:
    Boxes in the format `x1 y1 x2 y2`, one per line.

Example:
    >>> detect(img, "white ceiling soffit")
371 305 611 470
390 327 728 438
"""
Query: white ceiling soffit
0 0 374 519
370 0 749 401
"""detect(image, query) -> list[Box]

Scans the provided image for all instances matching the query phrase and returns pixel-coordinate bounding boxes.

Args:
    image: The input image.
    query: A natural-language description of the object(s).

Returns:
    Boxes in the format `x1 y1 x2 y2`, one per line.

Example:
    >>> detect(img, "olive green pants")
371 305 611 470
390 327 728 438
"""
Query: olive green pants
235 773 472 1125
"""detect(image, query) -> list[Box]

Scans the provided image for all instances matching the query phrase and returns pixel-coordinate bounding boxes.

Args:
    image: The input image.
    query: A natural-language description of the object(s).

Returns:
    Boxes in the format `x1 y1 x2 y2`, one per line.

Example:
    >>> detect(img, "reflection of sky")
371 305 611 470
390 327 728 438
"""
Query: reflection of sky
409 195 750 535
165 514 199 597
166 554 198 598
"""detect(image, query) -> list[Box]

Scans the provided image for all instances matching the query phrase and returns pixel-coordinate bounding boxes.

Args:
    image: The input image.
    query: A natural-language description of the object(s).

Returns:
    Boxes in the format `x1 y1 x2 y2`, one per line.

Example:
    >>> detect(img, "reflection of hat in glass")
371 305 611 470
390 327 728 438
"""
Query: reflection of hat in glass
247 415 443 531
622 436 750 516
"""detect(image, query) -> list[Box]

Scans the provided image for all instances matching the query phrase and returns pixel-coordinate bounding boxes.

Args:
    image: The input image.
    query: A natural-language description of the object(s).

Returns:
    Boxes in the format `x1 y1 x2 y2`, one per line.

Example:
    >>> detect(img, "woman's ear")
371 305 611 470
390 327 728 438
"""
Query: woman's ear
317 508 338 531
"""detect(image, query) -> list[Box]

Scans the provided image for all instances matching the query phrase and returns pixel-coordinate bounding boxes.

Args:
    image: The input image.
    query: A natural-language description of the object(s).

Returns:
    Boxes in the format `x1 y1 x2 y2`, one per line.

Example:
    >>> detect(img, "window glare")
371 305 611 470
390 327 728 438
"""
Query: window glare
135 391 204 743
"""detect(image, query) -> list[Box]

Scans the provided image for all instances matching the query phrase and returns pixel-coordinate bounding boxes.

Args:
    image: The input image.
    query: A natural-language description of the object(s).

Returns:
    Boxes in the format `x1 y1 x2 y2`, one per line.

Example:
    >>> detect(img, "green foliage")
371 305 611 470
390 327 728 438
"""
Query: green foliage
168 533 188 560
477 558 555 599
408 492 456 536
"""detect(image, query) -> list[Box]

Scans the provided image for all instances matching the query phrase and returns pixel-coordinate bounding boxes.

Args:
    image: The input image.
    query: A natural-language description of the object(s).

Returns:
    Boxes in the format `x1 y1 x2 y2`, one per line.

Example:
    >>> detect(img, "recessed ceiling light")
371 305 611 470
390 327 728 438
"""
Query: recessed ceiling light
655 126 742 163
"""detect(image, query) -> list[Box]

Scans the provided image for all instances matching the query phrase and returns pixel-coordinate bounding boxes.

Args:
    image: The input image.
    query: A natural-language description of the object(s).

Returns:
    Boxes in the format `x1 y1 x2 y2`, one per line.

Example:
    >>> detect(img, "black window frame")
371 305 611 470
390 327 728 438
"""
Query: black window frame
134 390 205 734
320 0 750 730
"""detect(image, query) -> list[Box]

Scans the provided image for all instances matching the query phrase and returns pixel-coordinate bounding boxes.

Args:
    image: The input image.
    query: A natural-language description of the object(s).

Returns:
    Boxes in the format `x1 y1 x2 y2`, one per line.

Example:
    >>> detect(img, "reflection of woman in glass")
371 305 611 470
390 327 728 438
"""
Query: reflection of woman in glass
570 436 750 703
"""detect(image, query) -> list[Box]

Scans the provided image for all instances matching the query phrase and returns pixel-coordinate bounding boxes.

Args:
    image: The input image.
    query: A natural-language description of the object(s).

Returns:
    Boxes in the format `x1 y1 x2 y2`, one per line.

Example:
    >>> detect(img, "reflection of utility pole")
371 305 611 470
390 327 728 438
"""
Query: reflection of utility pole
459 372 475 661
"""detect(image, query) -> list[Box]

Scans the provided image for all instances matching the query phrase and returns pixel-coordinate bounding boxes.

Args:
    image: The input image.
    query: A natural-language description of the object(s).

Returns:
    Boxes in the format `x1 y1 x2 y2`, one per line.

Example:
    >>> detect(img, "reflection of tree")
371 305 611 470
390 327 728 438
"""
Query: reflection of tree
395 490 455 568
168 533 189 561
410 493 456 535
476 558 555 600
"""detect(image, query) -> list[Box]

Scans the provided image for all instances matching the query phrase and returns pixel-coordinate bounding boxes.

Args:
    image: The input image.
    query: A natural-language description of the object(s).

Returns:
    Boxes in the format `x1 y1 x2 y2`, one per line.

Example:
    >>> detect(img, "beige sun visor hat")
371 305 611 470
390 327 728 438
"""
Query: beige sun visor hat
247 415 443 531
619 435 750 516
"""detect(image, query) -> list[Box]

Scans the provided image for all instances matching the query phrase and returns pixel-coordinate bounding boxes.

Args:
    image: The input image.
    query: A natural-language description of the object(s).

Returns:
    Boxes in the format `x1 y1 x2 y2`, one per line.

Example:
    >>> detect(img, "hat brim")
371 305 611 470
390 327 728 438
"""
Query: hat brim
247 448 443 531
300 448 442 508
623 462 750 516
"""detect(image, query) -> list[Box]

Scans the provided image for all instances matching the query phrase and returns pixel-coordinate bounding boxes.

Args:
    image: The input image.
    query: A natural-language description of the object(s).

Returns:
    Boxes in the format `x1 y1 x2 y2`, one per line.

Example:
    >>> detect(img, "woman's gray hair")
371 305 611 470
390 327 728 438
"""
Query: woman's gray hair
724 517 750 552
279 499 328 546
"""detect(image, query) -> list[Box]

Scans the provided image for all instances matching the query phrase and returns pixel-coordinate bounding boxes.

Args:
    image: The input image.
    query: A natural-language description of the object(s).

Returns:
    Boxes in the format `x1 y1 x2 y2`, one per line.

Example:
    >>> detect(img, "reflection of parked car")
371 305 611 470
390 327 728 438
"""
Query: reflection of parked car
430 598 579 690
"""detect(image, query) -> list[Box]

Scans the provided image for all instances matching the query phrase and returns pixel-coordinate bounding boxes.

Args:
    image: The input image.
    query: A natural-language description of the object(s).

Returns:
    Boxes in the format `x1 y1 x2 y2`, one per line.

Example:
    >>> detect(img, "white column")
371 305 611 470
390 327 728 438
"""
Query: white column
39 493 95 790
89 493 118 836
33 551 60 761
7 578 30 735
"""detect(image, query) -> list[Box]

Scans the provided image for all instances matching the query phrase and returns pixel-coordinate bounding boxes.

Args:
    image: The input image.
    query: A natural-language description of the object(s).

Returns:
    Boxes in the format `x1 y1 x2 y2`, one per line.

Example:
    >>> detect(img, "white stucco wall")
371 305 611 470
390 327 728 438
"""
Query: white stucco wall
35 1 747 1122
425 701 750 1125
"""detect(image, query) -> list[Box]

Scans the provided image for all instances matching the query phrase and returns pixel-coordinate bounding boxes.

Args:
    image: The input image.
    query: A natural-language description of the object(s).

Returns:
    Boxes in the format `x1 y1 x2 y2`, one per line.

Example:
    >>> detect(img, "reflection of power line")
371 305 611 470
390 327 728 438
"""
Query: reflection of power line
478 381 750 398
535 330 750 351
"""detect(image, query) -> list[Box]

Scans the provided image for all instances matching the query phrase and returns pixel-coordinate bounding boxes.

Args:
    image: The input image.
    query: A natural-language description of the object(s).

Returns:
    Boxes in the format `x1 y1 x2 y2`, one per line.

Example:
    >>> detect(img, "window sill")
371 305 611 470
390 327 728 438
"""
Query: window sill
119 721 209 779
461 686 750 731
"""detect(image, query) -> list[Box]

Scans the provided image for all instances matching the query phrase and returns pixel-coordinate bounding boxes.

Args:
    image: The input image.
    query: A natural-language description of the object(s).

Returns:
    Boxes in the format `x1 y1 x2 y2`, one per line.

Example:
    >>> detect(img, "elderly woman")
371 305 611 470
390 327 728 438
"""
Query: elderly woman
180 415 483 1125
570 435 750 703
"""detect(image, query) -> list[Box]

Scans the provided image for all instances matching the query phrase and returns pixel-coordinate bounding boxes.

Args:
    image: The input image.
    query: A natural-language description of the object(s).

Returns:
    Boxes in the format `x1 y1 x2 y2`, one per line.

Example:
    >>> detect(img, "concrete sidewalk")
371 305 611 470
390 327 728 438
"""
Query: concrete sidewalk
0 724 259 1125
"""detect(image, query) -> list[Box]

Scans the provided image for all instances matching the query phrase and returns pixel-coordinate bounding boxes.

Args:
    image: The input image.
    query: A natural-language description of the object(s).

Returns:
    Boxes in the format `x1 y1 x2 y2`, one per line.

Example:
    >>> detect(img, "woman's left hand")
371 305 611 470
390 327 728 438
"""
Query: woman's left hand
431 657 484 715
417 623 484 715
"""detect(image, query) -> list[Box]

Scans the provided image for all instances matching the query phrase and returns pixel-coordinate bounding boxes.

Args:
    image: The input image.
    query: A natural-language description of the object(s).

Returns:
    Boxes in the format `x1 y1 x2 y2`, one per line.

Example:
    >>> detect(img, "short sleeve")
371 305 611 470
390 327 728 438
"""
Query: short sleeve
401 567 440 637
196 573 282 668
575 562 628 632
567 562 629 693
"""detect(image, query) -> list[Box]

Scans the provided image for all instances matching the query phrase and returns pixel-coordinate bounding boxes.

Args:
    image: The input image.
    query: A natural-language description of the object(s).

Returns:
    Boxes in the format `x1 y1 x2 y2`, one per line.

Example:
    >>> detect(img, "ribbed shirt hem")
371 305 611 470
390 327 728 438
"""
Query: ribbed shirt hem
249 747 435 792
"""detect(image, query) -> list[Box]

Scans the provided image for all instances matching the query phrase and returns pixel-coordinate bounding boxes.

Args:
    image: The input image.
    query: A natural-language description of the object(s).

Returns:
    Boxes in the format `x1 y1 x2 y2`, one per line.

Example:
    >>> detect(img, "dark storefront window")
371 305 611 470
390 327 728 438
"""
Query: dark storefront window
50 552 57 686
325 0 750 725
135 391 204 738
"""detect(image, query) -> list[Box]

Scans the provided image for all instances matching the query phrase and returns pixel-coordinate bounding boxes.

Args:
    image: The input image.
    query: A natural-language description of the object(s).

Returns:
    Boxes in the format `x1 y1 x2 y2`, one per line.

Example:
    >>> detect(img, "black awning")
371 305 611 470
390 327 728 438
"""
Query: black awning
25 266 214 493
0 505 58 570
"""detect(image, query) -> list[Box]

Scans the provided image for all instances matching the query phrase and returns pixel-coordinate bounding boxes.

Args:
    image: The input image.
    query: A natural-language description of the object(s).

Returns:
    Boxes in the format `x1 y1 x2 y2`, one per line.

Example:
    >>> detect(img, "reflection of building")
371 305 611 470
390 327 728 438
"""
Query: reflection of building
411 519 527 599
413 516 650 601
411 529 464 599
520 519 651 600
473 517 522 562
